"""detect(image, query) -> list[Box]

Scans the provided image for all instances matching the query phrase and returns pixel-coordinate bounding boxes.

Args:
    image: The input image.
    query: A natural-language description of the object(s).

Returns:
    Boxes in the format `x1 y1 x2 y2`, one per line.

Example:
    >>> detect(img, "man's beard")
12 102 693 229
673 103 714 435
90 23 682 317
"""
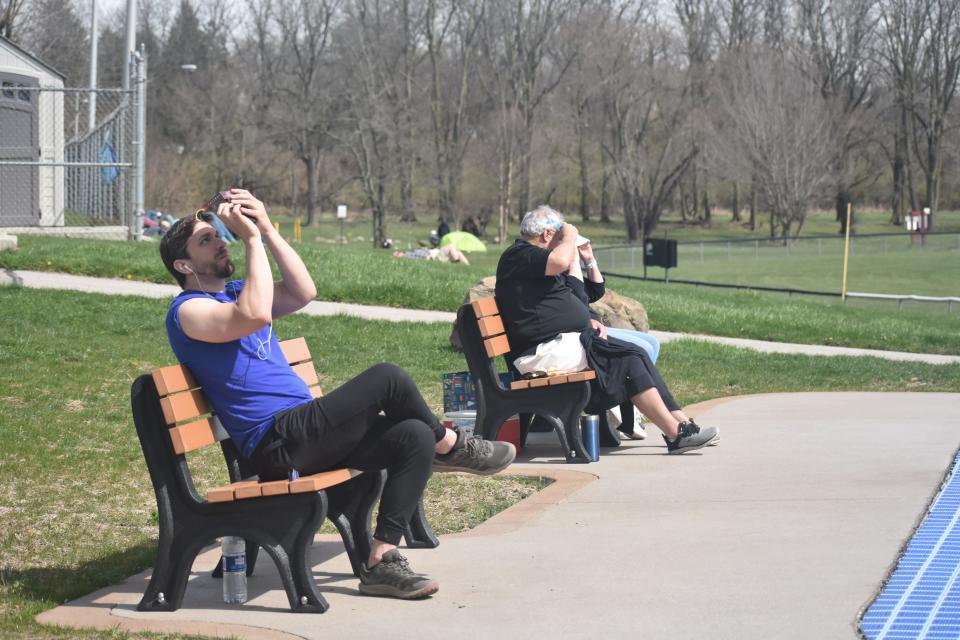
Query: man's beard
215 259 235 279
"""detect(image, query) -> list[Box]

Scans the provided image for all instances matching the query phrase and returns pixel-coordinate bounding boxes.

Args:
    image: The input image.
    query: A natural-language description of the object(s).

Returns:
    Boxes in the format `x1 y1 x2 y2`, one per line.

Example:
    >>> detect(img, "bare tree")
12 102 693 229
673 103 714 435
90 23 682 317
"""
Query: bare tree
709 50 835 240
266 0 339 227
877 0 928 225
911 0 960 227
601 7 697 242
714 0 763 223
674 0 716 226
480 0 576 235
424 0 483 226
796 0 880 233
0 0 26 39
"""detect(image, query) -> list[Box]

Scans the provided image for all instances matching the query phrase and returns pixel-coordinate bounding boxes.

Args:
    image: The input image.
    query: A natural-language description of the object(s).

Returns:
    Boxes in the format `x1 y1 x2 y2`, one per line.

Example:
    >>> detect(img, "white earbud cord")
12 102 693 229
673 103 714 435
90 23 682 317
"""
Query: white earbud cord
191 271 272 361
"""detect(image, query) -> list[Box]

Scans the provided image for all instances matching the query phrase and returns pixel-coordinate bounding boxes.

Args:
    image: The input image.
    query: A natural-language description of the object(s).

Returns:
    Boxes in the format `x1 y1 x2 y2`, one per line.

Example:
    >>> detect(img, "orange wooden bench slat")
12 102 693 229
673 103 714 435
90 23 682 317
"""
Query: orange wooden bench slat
483 334 511 358
169 418 218 454
477 314 505 338
509 370 596 390
206 480 261 503
152 364 198 397
280 337 312 365
235 483 264 499
291 361 319 386
289 468 360 493
159 389 210 425
471 297 499 318
260 480 291 496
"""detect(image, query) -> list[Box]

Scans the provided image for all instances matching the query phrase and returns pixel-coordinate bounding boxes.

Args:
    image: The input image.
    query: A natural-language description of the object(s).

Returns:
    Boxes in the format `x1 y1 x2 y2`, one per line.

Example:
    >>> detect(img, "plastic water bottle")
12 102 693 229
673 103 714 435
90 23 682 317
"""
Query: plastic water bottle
221 536 247 604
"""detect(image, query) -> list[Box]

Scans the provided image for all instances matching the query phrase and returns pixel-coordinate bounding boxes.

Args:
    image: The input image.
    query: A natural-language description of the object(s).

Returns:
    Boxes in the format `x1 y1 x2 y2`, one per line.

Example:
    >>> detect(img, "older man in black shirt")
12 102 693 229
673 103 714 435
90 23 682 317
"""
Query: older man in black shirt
495 205 718 454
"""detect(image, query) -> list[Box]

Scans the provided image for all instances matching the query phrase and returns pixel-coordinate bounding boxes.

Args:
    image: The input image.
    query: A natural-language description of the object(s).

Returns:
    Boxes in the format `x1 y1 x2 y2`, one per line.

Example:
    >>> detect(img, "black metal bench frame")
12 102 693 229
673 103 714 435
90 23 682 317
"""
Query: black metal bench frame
131 370 438 614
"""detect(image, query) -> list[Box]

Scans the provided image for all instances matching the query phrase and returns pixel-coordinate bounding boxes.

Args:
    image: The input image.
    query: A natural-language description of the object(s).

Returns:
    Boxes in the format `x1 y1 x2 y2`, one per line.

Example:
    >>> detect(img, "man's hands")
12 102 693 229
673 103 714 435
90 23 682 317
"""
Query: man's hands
590 318 608 340
216 189 272 241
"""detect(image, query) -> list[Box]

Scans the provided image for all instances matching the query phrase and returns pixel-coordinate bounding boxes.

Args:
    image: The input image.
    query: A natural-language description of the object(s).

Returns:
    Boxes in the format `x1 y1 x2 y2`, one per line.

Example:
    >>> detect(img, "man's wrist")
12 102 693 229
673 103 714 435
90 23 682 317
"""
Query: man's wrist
584 260 598 271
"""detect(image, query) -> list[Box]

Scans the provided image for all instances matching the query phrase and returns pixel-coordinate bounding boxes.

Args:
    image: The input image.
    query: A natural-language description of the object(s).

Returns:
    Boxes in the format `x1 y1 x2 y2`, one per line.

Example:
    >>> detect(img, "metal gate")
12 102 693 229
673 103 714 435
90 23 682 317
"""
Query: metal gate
0 52 145 235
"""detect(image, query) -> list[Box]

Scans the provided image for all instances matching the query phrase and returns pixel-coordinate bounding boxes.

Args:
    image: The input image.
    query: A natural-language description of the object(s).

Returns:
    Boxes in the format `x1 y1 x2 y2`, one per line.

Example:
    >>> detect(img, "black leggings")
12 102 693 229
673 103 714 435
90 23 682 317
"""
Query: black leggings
251 363 445 545
623 350 680 412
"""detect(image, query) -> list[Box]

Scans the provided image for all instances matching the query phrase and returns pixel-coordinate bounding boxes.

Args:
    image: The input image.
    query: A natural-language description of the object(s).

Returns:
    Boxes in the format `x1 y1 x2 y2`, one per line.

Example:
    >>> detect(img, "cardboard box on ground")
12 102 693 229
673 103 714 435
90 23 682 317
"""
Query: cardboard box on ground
442 371 522 451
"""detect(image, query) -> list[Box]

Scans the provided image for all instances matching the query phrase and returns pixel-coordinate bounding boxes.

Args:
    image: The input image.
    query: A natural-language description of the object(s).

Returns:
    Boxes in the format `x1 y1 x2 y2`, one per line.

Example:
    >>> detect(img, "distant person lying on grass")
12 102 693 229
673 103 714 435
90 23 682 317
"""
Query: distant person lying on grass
392 244 470 266
495 205 719 454
159 189 515 600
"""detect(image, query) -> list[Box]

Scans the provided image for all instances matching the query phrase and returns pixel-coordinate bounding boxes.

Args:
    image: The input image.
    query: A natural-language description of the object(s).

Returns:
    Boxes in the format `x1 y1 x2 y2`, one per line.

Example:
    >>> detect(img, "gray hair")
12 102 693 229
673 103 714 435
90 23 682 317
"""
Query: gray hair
519 205 564 238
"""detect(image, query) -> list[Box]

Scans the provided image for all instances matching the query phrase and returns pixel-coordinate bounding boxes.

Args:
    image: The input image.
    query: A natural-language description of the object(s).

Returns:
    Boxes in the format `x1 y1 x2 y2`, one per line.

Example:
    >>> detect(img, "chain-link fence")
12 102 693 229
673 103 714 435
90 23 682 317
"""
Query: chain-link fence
63 87 135 226
0 55 144 233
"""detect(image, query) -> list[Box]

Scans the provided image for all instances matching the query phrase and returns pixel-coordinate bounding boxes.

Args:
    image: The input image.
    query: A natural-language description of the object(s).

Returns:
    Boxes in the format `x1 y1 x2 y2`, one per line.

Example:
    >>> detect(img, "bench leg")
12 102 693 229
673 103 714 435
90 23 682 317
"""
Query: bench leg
138 533 208 612
563 406 592 463
327 471 384 577
403 496 440 549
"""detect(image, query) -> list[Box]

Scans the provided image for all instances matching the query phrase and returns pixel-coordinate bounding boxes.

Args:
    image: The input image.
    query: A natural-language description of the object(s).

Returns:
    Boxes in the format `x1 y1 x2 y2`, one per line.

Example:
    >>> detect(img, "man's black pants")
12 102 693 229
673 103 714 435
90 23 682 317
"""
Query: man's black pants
252 363 445 546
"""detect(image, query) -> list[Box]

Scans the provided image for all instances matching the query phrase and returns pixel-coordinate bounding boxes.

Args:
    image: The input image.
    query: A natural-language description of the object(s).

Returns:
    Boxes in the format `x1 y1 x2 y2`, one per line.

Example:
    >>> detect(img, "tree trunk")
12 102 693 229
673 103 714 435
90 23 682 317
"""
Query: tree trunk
399 160 416 222
577 119 590 222
305 155 318 227
600 151 611 223
731 182 741 222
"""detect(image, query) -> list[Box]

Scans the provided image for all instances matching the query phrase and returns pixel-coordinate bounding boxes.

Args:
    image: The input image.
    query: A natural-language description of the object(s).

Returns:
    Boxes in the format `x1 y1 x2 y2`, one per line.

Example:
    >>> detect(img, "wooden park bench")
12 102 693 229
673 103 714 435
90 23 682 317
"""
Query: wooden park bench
130 337 438 614
457 297 620 462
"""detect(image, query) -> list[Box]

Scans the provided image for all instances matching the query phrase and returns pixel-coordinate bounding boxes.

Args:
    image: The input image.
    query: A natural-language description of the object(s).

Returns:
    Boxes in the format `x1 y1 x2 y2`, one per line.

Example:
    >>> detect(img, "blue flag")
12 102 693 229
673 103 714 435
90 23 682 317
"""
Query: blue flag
100 130 119 184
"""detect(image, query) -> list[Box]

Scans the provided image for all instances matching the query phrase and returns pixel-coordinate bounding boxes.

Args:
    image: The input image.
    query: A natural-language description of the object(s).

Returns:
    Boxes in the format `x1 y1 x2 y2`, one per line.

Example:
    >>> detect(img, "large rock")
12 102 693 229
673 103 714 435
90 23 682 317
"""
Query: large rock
448 276 648 351
592 289 649 331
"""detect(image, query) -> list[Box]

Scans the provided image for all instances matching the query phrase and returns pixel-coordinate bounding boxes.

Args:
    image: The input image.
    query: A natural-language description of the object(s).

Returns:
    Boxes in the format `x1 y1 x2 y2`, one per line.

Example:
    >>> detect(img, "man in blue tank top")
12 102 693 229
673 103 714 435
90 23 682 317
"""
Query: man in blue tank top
159 189 515 600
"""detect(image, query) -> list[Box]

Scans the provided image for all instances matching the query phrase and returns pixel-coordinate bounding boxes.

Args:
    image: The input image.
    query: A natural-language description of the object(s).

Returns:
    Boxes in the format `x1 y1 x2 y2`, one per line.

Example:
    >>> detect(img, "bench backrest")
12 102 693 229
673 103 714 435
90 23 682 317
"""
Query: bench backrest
150 337 322 456
132 337 325 505
462 297 597 391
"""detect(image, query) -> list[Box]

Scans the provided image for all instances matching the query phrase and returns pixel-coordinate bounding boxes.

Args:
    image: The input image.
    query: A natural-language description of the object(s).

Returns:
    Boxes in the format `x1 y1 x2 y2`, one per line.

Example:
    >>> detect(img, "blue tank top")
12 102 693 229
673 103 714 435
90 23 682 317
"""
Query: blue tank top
165 280 313 458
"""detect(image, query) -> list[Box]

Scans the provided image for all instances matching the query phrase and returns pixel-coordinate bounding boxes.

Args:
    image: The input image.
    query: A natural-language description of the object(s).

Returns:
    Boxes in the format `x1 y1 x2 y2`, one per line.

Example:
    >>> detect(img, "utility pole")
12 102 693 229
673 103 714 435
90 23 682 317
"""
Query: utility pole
87 0 98 131
122 0 137 91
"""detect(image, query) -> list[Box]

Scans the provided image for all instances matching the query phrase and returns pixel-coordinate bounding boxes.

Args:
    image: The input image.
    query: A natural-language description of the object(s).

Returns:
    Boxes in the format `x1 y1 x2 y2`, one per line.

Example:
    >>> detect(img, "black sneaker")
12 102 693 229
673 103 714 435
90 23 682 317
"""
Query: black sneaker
433 428 516 475
358 549 439 599
662 420 719 454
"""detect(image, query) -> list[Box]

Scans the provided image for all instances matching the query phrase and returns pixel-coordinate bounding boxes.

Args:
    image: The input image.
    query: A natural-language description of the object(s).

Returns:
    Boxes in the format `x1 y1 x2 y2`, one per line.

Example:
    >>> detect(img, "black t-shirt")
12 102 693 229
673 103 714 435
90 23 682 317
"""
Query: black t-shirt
495 239 592 355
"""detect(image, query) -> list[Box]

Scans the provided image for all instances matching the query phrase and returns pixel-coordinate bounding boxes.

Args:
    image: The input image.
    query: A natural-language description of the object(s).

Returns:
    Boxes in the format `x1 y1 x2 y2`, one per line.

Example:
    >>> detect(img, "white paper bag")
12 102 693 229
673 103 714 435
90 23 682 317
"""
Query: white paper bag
513 332 588 376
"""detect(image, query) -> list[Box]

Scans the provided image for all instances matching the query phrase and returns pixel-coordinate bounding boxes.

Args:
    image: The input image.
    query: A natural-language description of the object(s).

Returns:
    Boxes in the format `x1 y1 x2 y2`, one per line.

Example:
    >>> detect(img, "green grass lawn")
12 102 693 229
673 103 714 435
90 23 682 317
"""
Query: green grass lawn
602 232 959 298
3 206 959 355
1 286 959 639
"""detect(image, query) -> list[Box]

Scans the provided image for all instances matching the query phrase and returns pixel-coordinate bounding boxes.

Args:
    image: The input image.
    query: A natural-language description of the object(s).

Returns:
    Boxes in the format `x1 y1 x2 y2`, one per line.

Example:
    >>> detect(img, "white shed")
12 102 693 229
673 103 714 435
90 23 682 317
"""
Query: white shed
0 36 65 227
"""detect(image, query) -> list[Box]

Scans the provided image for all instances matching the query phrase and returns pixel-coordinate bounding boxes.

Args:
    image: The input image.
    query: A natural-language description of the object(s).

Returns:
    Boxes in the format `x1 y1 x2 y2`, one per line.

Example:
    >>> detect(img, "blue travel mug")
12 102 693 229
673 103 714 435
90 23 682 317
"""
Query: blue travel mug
580 415 599 462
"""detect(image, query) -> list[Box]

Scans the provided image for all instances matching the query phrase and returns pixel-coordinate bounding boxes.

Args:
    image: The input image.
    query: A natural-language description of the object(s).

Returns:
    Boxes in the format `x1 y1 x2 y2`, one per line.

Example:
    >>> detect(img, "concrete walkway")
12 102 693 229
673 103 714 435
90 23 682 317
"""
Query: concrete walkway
37 392 960 639
2 269 957 364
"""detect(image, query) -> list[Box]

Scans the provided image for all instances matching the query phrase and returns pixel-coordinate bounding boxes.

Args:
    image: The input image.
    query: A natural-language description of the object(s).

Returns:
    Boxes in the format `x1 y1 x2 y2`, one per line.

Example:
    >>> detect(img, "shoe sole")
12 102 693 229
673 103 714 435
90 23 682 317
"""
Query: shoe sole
618 430 647 441
358 580 439 600
667 432 720 454
432 445 517 476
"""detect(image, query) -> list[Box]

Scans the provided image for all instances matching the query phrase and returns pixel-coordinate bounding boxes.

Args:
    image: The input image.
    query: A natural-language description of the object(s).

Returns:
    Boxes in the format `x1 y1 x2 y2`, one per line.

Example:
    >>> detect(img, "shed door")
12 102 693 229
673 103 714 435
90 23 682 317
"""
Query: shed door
0 71 39 226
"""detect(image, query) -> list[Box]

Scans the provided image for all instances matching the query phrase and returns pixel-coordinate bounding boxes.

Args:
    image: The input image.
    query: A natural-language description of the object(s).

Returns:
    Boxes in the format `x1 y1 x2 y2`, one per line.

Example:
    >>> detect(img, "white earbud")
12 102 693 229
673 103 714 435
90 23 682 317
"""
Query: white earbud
182 264 193 274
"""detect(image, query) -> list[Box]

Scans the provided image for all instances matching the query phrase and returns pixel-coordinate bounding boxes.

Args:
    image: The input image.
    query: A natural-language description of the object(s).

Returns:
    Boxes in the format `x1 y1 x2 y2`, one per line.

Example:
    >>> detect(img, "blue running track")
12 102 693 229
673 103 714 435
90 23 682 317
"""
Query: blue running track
860 449 960 640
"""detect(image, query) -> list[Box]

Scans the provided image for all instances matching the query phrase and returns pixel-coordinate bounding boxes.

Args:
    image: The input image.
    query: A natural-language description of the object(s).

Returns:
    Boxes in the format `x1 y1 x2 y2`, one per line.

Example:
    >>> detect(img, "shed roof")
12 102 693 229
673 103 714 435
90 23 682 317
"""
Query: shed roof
0 35 66 80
